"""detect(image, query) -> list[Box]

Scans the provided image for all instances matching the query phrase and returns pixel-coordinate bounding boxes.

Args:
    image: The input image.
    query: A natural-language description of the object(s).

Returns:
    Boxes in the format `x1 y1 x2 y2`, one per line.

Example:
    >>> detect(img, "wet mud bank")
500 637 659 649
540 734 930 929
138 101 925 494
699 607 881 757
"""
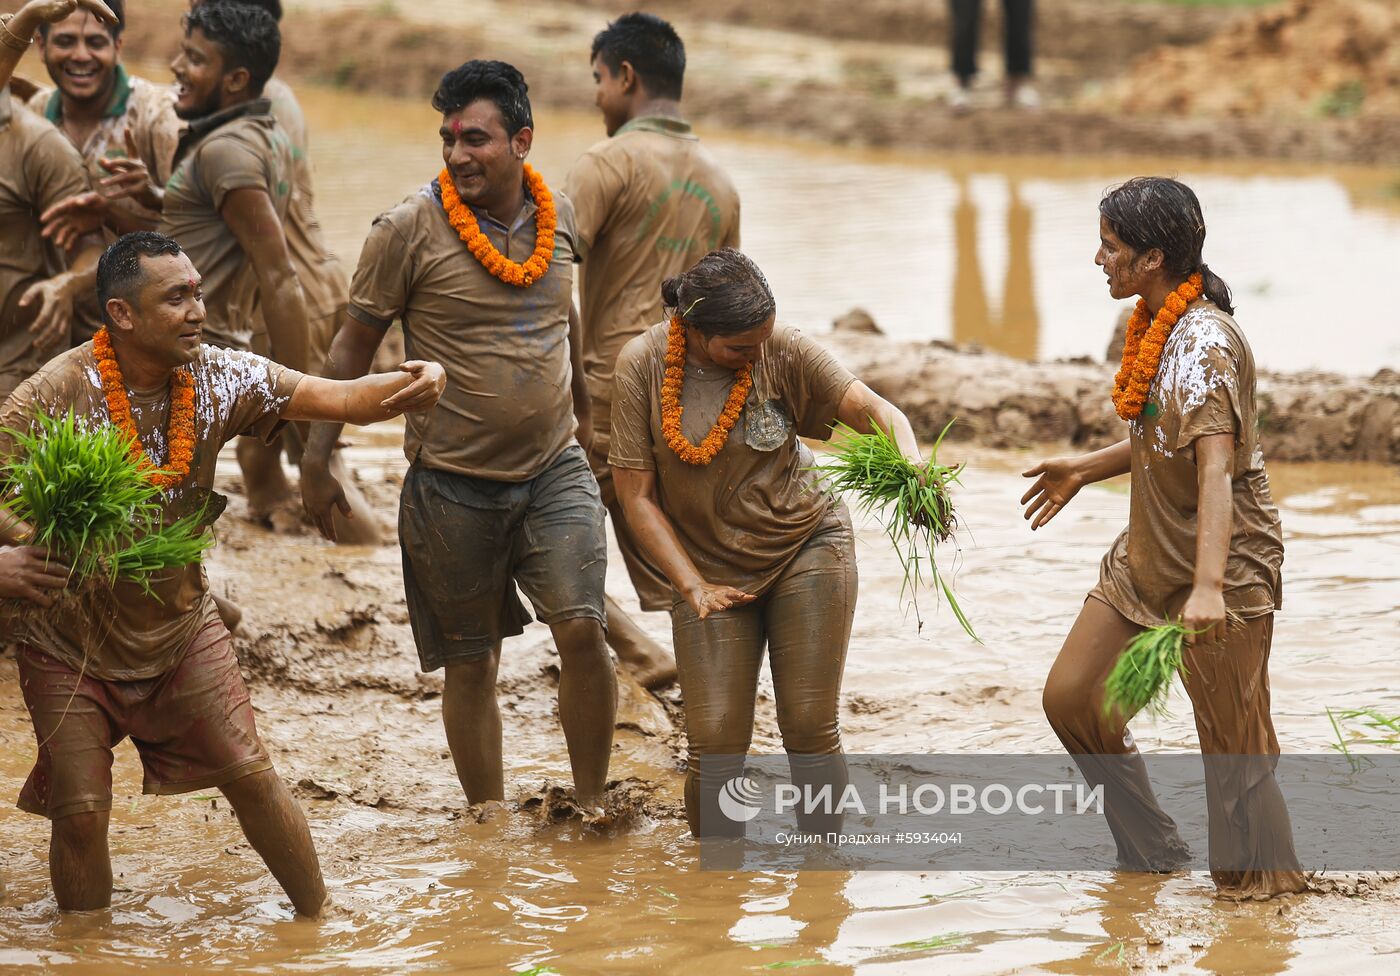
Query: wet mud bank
824 330 1400 464
106 0 1400 164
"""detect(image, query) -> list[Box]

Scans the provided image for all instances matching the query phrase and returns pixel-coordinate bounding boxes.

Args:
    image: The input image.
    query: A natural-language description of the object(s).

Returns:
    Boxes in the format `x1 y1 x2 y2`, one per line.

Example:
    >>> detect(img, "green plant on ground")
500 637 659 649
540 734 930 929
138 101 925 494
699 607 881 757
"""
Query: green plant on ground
1327 706 1400 772
813 419 976 640
2 411 213 596
1317 80 1365 119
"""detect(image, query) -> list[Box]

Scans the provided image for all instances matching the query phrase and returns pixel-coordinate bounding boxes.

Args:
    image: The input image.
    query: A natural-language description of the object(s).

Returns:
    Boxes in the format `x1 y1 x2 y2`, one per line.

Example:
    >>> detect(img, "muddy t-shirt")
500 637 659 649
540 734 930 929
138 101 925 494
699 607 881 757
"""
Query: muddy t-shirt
0 89 89 371
349 180 579 482
565 118 740 436
609 323 856 597
263 76 347 325
0 342 304 680
160 99 294 351
29 68 181 229
1092 300 1284 626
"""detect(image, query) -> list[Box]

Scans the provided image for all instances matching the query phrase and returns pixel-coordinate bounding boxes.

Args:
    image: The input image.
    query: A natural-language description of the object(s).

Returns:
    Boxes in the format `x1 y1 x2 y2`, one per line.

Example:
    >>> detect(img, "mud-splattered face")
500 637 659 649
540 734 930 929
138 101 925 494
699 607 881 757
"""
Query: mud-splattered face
171 27 232 120
591 57 630 137
690 314 776 371
38 11 121 106
108 252 206 368
1096 216 1160 302
439 99 532 210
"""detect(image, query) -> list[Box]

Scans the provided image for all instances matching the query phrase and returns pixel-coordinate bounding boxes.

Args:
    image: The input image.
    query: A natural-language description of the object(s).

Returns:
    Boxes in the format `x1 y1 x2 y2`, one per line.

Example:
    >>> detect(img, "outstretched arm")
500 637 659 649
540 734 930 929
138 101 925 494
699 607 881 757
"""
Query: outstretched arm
282 359 444 425
1020 438 1131 531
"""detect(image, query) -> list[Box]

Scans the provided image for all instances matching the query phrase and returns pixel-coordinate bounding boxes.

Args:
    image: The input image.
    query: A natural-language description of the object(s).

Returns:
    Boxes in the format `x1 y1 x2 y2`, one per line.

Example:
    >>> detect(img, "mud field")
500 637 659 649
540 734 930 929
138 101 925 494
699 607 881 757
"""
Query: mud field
1 423 1399 973
101 0 1400 164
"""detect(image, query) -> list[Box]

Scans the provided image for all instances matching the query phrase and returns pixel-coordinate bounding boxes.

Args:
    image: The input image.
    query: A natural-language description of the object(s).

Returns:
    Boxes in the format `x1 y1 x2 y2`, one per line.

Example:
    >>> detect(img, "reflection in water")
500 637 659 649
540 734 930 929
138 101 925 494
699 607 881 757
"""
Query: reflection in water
952 176 1040 360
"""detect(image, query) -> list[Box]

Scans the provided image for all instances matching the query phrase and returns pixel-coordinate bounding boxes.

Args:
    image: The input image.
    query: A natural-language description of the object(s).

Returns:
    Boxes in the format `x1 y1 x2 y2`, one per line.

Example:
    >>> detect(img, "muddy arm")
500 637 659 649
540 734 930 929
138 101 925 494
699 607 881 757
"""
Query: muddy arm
836 380 923 465
281 361 445 425
613 466 754 618
1181 431 1234 643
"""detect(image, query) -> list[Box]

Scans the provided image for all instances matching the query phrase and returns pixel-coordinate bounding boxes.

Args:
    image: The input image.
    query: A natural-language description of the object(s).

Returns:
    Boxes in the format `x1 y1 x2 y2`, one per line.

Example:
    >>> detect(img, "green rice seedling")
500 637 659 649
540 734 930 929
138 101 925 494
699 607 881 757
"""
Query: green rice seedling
892 932 967 951
813 419 976 640
1327 707 1400 772
1 411 212 594
1102 622 1190 720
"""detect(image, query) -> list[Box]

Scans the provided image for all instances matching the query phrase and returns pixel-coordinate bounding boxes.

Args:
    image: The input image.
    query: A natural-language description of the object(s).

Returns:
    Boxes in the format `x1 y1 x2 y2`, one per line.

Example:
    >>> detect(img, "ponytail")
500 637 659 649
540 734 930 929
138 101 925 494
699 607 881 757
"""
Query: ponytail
1198 262 1234 316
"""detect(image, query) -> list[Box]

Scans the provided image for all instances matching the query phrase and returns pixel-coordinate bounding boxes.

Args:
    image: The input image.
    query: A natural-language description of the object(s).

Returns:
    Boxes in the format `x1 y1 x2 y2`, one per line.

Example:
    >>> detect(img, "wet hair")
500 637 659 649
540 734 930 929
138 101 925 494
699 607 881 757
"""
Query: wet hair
1099 176 1234 315
590 12 685 101
432 60 533 136
201 0 283 23
96 232 185 326
37 0 125 40
182 2 281 98
662 248 776 338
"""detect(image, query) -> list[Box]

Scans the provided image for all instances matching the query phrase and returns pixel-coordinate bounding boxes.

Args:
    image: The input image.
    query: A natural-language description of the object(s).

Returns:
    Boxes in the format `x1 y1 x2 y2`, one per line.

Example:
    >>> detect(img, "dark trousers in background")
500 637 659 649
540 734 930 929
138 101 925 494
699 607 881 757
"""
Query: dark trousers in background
951 0 1034 83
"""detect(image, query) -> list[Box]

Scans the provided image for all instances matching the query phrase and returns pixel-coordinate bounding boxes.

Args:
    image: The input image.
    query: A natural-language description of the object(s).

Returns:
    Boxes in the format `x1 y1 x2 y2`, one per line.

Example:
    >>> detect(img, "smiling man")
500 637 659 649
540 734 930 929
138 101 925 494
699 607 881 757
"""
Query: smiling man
0 230 445 914
301 60 617 811
28 0 180 240
154 1 311 526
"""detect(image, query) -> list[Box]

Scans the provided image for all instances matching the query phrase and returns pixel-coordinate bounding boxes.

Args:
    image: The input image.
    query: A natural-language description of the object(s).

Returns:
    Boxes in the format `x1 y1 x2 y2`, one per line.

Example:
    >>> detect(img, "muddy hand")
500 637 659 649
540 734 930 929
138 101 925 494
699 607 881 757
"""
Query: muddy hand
18 277 72 351
41 191 108 250
299 464 351 543
1181 585 1227 647
0 546 71 607
1020 457 1084 530
687 581 756 620
24 0 118 27
381 360 446 413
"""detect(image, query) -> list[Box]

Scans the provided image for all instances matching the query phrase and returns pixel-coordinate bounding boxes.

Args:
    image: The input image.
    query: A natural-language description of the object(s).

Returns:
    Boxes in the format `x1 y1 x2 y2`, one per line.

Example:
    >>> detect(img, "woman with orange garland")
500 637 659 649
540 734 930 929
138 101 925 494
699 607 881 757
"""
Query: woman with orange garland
1022 177 1306 899
611 248 926 838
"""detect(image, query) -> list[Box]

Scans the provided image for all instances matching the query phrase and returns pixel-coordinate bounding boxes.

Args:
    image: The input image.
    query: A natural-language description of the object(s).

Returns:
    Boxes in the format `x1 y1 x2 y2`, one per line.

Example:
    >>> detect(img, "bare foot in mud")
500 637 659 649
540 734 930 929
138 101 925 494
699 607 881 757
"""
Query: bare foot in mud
468 800 510 824
521 779 655 829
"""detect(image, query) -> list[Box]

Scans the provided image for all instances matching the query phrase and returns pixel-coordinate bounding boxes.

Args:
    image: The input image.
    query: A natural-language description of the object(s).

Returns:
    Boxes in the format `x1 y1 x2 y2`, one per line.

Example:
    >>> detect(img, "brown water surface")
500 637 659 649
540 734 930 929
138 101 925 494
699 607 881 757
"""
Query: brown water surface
2 439 1398 974
282 83 1400 376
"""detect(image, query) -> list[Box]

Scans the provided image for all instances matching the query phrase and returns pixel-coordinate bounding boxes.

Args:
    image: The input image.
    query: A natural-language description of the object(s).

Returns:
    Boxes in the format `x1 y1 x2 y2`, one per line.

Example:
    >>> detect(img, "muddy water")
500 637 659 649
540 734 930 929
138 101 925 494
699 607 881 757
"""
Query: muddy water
286 83 1400 375
2 432 1399 974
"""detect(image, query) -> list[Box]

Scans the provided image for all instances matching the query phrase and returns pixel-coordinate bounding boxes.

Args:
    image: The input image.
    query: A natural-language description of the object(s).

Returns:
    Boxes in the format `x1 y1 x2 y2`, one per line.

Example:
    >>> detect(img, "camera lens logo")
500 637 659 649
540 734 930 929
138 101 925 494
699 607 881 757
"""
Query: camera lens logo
718 776 764 822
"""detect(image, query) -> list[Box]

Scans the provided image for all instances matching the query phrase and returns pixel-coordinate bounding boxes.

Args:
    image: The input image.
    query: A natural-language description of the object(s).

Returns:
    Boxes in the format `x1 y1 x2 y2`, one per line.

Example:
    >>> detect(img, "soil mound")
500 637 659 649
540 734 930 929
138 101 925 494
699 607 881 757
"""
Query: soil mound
1109 0 1400 119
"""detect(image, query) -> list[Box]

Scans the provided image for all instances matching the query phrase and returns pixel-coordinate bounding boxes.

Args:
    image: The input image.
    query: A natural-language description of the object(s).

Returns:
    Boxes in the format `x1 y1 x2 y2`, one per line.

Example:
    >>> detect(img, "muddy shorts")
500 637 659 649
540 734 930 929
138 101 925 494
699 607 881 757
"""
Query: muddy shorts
399 444 608 670
16 621 273 821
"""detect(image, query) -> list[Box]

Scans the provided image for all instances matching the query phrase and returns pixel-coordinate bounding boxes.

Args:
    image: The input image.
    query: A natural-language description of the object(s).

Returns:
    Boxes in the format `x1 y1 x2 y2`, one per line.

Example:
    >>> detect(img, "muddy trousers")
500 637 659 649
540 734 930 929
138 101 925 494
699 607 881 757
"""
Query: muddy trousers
951 0 1034 83
673 516 858 838
1043 596 1307 898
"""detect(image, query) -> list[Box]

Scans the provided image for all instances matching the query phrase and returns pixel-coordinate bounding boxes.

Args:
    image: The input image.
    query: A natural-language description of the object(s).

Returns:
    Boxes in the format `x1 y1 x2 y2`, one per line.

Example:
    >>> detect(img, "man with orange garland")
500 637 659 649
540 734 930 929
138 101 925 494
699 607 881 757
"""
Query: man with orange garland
0 230 446 914
565 12 740 690
301 60 616 811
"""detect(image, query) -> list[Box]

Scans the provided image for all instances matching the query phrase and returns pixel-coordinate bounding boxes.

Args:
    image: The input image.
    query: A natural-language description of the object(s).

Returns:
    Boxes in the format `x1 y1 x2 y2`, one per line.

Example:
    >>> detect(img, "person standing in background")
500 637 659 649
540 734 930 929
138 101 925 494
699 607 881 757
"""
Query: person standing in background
566 12 740 689
948 0 1037 114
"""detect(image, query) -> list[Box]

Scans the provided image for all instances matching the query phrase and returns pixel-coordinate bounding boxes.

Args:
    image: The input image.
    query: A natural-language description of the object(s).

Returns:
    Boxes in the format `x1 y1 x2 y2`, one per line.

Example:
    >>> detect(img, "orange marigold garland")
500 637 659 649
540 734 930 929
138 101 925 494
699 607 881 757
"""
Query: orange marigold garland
661 315 753 465
1110 272 1204 421
439 163 557 287
92 327 196 490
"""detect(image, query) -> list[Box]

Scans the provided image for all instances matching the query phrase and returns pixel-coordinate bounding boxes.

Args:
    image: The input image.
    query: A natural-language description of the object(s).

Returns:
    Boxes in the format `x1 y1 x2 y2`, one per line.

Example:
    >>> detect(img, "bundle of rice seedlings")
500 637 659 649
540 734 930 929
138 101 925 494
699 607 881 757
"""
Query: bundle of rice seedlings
814 419 976 640
2 411 213 596
1101 622 1189 720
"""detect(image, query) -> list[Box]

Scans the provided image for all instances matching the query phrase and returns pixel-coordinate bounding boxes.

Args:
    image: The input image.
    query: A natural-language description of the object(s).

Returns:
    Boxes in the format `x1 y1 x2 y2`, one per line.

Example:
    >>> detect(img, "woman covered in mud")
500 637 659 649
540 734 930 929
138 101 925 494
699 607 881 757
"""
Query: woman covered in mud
610 248 923 837
1022 177 1307 899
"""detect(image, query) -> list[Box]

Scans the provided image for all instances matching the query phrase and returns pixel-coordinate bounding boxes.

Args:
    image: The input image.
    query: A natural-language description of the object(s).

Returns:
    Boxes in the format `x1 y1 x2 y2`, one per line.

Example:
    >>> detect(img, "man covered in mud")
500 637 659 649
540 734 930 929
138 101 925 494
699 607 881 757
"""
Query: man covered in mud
0 0 112 401
565 12 740 690
0 230 446 914
26 0 180 253
301 60 617 811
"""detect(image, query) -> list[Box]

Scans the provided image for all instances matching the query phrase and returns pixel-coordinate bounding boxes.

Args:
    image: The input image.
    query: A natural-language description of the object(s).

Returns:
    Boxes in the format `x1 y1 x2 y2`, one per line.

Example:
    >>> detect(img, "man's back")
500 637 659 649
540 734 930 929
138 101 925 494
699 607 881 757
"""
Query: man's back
566 117 739 425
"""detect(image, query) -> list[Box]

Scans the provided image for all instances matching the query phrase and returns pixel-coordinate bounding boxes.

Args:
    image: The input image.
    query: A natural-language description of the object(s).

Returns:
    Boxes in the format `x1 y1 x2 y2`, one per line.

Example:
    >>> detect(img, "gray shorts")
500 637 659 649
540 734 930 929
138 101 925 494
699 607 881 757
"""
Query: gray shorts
399 445 608 670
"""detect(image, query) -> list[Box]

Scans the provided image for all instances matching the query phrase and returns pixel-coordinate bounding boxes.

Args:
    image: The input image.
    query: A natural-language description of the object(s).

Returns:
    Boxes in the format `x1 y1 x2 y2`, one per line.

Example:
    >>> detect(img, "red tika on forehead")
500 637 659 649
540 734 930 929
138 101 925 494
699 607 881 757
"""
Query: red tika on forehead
451 119 464 136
